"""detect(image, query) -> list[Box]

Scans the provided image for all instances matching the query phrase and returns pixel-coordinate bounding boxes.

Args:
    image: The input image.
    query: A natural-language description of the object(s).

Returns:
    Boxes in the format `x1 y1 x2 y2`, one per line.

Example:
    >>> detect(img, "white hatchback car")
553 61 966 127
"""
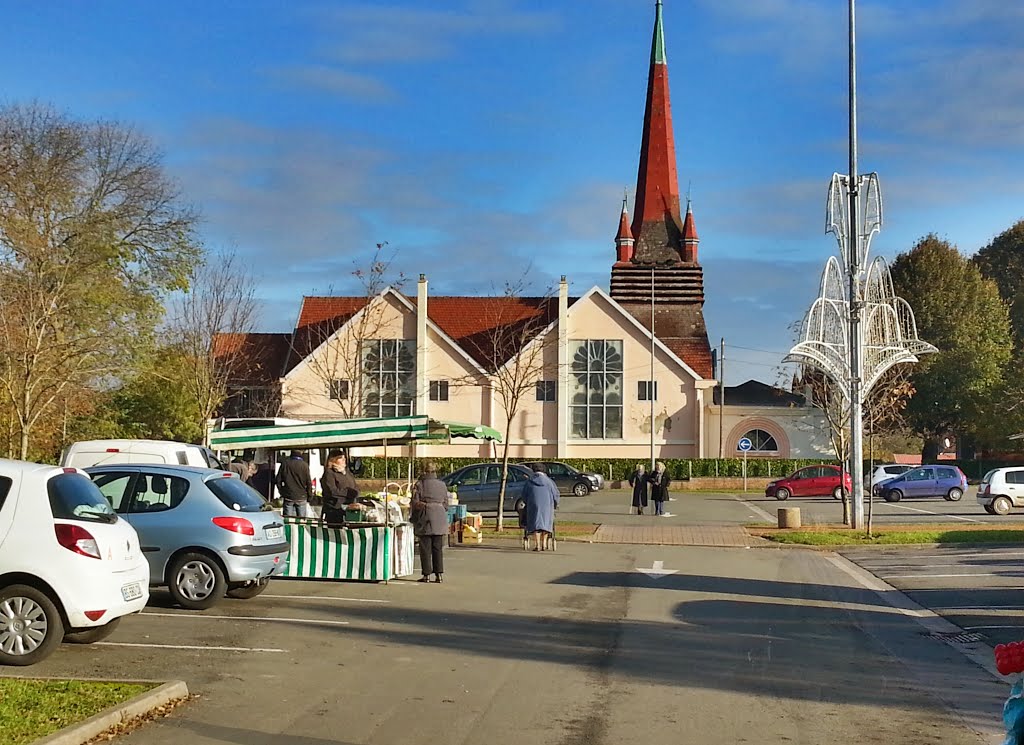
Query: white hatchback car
865 464 914 490
977 467 1024 515
0 460 149 665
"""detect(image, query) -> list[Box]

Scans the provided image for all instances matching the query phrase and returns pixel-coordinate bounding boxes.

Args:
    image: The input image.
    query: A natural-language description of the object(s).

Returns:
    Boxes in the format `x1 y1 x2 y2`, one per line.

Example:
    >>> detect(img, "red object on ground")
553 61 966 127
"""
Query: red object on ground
994 642 1024 676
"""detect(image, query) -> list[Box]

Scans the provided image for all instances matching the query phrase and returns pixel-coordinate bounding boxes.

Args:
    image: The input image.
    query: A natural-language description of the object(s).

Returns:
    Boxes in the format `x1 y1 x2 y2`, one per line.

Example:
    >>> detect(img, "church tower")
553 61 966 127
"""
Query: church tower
609 0 712 378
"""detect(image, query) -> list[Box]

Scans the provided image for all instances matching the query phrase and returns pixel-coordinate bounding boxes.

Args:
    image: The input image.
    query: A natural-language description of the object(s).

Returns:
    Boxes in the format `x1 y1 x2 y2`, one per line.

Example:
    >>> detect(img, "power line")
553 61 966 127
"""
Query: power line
725 343 792 356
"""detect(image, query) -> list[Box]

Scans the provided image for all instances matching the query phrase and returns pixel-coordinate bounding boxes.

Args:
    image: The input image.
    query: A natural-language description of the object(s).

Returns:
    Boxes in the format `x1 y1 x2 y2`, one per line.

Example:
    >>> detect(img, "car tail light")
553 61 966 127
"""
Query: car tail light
212 516 255 536
54 524 101 559
84 610 106 621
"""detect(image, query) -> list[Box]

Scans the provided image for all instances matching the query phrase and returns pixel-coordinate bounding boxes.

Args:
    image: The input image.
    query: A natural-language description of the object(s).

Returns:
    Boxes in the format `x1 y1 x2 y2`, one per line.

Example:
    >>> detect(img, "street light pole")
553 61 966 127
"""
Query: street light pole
650 266 656 472
847 0 865 529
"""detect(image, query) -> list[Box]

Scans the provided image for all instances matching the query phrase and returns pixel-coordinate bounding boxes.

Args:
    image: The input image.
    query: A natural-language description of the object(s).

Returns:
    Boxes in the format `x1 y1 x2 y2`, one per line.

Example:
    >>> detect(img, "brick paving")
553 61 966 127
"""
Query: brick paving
589 523 752 547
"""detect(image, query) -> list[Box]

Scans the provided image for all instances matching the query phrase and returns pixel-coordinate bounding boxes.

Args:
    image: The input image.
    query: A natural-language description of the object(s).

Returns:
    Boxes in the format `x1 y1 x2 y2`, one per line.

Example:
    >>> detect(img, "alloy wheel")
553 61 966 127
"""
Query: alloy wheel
176 560 217 601
0 596 47 657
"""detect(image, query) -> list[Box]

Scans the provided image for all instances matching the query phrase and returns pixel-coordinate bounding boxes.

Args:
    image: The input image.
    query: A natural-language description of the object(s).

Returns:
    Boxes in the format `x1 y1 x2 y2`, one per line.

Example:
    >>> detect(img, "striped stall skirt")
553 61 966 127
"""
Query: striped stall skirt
282 521 415 581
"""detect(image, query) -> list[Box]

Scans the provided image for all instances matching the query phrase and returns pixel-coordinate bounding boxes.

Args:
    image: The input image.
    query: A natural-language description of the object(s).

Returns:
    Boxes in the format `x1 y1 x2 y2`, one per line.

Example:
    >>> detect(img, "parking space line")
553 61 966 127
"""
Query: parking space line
734 498 774 523
263 594 388 604
935 606 1024 612
884 503 981 523
883 573 1002 579
142 611 350 626
98 641 286 653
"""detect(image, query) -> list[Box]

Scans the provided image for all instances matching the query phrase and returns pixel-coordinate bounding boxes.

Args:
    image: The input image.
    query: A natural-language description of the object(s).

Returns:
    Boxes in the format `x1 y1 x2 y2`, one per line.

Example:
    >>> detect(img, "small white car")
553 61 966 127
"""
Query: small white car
977 467 1024 515
866 464 914 489
0 460 149 665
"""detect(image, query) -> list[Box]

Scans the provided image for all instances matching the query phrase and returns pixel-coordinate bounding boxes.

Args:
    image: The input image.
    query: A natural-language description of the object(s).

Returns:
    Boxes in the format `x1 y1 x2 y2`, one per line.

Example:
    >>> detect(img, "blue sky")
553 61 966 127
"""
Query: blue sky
2 0 1022 385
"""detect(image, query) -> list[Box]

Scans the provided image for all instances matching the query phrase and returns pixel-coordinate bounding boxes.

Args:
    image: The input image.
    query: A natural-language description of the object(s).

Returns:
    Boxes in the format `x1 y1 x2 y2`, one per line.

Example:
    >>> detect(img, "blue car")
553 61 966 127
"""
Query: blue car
874 465 968 503
441 463 532 512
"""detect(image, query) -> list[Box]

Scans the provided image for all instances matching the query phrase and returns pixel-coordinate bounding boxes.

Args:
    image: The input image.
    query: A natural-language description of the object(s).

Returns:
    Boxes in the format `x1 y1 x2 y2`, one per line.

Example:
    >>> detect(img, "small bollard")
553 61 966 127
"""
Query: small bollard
777 507 801 529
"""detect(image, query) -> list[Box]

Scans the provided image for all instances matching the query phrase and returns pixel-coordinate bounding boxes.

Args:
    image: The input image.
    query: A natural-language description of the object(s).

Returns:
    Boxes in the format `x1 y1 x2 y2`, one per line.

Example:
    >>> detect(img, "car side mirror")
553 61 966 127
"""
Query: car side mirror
350 457 364 476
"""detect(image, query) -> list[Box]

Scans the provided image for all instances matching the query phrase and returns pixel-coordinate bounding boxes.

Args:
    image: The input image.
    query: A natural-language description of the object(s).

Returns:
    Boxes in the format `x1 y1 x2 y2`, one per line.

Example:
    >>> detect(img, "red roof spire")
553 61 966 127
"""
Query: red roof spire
630 0 685 264
681 197 699 262
615 194 634 262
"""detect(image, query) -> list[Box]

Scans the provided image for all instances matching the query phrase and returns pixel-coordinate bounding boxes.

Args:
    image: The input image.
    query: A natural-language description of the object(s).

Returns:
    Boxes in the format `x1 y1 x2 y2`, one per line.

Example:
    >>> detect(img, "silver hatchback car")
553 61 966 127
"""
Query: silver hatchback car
86 465 288 610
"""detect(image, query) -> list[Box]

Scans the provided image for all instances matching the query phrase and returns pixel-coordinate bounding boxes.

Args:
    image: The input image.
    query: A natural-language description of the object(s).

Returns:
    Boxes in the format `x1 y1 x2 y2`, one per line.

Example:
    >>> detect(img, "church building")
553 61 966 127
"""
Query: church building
217 1 831 461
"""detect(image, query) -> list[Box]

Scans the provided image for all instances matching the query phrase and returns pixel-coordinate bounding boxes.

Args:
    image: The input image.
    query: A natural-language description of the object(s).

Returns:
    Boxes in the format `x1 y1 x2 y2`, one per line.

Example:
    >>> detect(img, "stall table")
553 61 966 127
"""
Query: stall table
282 518 415 581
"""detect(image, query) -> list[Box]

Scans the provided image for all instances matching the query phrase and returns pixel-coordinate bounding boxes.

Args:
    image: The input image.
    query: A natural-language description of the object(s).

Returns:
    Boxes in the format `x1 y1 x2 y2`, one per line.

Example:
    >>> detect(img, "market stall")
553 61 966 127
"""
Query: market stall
209 415 499 582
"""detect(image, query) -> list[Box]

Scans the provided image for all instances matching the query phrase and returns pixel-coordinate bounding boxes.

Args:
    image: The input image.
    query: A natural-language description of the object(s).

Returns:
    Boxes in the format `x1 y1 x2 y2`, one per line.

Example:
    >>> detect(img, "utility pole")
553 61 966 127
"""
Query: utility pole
650 266 656 471
847 0 865 529
718 337 725 458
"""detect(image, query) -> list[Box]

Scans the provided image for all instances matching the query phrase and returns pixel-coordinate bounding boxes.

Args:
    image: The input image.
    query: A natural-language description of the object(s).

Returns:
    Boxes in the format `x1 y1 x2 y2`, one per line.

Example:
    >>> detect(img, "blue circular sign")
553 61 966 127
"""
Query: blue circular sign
737 437 753 452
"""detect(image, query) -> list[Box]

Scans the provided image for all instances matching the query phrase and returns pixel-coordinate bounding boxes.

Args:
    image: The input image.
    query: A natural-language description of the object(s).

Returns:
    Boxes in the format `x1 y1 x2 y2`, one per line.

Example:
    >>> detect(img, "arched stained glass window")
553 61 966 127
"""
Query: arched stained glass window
739 429 778 453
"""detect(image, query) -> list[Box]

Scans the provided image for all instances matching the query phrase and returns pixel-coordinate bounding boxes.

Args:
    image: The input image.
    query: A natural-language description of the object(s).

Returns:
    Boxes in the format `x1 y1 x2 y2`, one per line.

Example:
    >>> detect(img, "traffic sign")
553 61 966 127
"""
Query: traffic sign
737 437 752 452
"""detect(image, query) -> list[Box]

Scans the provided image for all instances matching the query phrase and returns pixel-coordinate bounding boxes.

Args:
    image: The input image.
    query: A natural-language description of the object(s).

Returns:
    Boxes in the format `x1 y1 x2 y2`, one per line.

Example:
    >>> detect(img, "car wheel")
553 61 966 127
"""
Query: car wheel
226 580 270 600
992 496 1013 516
984 504 997 515
168 552 227 610
774 487 790 501
946 487 963 502
514 498 526 514
64 617 121 645
832 486 847 500
884 489 902 503
0 584 63 666
572 482 591 497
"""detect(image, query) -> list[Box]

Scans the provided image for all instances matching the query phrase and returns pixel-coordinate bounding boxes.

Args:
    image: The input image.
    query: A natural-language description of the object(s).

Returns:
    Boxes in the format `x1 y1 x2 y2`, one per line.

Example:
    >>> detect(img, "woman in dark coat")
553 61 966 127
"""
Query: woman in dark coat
410 461 449 583
648 461 672 517
628 463 649 515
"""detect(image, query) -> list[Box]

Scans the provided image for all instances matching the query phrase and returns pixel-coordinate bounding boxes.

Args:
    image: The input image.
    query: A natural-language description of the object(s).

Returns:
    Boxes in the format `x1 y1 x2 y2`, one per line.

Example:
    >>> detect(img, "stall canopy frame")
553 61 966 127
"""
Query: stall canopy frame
208 415 502 452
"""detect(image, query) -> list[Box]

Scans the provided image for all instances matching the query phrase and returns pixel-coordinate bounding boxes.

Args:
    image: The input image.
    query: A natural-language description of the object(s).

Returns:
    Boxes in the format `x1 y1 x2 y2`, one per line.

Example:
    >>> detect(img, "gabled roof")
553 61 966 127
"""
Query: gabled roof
712 379 806 407
285 296 369 371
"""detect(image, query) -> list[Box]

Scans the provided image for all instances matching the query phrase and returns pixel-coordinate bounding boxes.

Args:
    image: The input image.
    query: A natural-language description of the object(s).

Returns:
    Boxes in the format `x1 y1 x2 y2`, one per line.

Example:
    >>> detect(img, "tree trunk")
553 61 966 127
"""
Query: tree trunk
840 459 851 526
496 427 512 532
866 482 875 538
921 435 942 463
19 427 29 461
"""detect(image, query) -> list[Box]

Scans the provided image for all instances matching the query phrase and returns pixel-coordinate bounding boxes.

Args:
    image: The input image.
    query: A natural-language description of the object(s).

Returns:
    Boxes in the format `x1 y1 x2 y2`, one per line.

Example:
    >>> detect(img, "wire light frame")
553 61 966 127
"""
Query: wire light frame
785 173 936 403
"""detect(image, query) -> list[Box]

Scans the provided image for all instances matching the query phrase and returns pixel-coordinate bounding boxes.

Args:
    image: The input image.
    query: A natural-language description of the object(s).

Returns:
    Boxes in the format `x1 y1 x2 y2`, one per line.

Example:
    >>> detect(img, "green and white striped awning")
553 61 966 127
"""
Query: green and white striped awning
209 415 502 451
209 415 431 450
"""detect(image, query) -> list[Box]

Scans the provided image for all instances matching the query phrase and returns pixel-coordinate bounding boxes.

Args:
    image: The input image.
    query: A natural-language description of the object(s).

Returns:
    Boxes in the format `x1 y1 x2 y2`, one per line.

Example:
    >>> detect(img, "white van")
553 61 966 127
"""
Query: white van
60 439 225 470
209 418 325 495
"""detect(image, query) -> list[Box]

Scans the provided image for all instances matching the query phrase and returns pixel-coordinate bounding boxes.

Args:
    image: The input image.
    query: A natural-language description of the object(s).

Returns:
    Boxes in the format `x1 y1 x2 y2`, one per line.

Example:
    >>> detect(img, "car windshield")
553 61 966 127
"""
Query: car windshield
48 472 117 524
206 475 272 512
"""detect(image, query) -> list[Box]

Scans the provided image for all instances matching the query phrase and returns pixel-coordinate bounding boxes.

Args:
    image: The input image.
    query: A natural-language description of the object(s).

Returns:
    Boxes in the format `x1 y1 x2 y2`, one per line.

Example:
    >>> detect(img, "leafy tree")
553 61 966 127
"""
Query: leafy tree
0 103 200 458
890 235 1012 460
974 219 1024 347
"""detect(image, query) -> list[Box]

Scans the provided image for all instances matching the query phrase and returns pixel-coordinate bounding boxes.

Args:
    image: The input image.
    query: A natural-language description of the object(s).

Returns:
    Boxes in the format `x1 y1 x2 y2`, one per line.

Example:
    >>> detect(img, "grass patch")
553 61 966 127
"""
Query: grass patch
752 525 1024 546
0 678 152 745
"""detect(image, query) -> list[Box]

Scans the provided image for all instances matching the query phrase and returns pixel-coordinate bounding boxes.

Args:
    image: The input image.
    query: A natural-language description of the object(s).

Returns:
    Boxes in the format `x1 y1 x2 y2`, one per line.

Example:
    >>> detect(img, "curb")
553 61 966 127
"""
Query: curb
31 680 189 745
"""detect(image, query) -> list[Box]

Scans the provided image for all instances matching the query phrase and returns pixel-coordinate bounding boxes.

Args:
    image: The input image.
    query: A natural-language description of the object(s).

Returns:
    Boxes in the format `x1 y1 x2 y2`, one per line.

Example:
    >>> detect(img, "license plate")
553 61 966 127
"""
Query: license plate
265 526 283 540
121 582 142 601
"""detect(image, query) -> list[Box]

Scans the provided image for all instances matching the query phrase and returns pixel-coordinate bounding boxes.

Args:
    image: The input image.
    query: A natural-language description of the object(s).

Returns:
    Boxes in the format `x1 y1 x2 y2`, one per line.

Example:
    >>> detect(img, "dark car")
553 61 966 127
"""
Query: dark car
441 463 533 512
519 461 598 497
765 465 853 501
874 465 967 503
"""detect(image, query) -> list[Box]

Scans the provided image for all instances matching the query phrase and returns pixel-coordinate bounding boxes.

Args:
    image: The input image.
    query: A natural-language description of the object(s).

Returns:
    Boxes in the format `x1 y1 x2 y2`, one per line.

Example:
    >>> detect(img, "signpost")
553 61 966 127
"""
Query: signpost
738 437 752 492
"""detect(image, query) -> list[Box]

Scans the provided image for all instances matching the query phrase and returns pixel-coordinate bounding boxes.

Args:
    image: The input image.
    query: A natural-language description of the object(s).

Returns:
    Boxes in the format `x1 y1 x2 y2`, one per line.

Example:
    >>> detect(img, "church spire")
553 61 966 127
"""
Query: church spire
681 197 699 262
631 0 684 264
614 194 634 263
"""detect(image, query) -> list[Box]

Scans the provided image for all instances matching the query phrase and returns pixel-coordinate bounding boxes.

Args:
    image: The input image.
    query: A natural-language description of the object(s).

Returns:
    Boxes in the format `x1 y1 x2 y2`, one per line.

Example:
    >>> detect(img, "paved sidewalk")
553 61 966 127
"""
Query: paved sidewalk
590 523 752 546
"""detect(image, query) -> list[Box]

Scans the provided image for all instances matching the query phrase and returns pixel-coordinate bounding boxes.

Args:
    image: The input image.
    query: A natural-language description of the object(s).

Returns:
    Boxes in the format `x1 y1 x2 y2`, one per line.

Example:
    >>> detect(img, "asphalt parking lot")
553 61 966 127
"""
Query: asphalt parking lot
842 545 1024 647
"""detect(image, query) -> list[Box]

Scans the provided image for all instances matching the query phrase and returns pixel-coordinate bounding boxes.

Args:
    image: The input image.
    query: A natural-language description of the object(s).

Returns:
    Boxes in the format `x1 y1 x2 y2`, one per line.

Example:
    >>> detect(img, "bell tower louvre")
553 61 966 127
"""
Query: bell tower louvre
610 0 713 379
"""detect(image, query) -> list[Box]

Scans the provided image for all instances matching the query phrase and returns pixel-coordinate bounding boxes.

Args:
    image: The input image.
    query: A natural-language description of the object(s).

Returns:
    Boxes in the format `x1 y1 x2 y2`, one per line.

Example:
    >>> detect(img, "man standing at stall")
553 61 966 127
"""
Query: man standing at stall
321 451 361 526
277 450 313 517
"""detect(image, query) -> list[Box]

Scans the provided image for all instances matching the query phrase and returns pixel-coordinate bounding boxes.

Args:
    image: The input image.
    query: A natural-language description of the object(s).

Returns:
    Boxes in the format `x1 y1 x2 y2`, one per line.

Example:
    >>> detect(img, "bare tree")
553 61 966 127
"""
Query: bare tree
170 249 258 443
0 104 200 458
456 281 557 532
798 365 913 531
286 243 405 419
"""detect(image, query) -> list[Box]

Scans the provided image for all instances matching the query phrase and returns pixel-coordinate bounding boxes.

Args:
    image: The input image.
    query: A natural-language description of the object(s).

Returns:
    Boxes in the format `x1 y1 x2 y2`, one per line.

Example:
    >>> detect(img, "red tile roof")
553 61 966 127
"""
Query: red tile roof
212 332 292 385
663 338 714 379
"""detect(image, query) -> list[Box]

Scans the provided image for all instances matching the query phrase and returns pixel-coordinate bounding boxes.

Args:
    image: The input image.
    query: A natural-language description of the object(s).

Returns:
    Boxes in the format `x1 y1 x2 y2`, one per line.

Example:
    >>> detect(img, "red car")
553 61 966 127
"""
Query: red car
765 465 852 501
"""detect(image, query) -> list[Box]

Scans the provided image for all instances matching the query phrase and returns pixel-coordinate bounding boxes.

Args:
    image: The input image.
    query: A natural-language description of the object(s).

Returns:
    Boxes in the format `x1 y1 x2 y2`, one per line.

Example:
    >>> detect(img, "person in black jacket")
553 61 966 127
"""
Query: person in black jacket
321 452 361 526
648 461 673 517
277 451 312 517
628 463 649 515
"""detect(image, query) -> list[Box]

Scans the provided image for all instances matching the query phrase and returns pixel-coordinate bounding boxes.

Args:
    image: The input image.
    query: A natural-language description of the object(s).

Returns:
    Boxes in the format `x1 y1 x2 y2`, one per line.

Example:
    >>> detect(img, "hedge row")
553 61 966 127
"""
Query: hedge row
357 456 1024 482
358 457 835 481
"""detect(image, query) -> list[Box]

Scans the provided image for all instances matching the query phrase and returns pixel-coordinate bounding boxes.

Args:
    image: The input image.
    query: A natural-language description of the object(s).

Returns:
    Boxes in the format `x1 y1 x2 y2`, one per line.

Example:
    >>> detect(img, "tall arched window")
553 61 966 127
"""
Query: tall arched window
739 429 778 453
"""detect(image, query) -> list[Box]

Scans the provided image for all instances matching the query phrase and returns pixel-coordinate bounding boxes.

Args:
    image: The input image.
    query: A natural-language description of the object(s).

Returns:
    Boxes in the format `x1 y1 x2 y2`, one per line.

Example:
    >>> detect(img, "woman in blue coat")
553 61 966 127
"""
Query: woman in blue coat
523 463 560 550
